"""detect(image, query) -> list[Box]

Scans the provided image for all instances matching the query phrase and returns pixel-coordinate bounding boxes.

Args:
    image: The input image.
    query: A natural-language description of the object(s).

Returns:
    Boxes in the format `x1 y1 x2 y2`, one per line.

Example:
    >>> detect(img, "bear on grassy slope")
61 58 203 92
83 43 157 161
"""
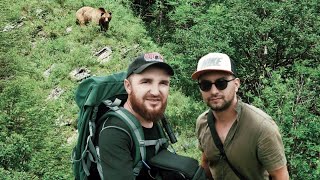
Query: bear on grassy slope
76 6 112 31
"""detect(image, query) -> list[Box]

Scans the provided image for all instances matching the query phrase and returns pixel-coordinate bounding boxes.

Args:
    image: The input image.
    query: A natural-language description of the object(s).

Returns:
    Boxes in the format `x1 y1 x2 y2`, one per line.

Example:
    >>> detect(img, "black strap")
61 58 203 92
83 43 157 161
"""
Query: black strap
207 110 246 180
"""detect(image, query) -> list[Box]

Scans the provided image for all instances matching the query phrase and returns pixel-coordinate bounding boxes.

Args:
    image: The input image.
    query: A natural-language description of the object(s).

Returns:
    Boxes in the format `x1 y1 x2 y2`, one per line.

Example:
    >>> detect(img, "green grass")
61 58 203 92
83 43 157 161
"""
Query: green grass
2 0 318 179
0 0 202 178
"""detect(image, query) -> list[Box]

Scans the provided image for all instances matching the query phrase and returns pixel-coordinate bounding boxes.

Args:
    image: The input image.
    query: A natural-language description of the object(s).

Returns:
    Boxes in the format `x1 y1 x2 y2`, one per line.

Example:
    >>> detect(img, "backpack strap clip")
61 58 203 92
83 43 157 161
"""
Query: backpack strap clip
133 161 144 176
144 138 168 154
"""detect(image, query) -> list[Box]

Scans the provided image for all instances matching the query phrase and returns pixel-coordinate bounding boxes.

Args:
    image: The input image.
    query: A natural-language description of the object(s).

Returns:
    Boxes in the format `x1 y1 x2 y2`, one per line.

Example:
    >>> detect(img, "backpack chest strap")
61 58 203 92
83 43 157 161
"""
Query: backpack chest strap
142 138 168 154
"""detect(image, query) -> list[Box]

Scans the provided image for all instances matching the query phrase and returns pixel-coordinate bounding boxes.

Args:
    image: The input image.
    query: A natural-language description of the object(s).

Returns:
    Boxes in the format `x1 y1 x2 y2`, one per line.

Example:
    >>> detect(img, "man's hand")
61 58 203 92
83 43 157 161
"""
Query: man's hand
201 153 214 180
268 166 289 180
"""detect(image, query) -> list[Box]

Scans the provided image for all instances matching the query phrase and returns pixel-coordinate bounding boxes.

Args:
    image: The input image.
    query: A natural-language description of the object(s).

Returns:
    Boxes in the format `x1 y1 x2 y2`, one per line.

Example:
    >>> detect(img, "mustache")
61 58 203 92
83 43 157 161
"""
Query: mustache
207 94 220 99
145 95 162 101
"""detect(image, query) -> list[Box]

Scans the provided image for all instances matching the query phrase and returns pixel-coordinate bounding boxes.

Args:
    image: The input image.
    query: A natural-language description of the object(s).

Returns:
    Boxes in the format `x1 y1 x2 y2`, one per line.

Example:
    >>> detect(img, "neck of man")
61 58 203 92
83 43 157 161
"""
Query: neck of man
123 102 154 128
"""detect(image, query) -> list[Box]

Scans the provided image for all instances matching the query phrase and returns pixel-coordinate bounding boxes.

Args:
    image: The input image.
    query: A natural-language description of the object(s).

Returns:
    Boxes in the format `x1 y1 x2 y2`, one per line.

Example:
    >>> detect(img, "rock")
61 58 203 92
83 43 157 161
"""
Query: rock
3 24 16 32
66 27 72 33
67 130 78 145
69 67 91 81
94 46 112 64
47 87 64 100
43 64 56 78
2 17 25 32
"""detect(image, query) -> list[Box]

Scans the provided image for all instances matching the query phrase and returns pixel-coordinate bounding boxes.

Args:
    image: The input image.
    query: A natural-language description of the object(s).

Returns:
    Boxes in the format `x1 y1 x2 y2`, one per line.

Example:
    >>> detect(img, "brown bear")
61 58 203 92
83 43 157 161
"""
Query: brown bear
76 6 112 31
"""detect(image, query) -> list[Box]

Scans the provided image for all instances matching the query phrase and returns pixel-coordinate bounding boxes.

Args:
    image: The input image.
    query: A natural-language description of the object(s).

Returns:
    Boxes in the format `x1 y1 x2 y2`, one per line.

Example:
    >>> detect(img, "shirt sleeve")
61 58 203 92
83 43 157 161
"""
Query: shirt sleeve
196 116 203 152
257 120 287 171
196 111 209 152
99 118 134 180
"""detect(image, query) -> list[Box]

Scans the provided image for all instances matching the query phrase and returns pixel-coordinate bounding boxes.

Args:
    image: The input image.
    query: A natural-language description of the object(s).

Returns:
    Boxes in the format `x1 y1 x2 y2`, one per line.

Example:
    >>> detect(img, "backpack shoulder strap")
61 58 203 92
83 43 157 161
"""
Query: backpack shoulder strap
99 106 146 176
207 110 246 180
97 104 170 176
72 105 101 179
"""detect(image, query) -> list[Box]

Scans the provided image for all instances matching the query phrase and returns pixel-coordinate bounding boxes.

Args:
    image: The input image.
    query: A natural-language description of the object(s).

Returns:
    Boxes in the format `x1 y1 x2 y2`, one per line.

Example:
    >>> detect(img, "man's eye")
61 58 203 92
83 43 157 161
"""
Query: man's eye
160 81 169 86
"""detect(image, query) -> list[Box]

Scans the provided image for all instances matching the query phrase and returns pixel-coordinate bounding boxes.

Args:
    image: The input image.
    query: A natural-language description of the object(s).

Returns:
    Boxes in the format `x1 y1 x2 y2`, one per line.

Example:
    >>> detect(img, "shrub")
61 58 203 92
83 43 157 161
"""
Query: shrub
0 167 39 180
166 90 206 159
0 133 31 171
251 62 319 179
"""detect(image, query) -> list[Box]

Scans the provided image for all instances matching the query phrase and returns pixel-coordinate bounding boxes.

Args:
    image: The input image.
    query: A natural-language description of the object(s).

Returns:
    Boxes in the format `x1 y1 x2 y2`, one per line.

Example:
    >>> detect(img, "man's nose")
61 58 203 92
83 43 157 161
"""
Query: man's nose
149 84 160 95
209 84 220 94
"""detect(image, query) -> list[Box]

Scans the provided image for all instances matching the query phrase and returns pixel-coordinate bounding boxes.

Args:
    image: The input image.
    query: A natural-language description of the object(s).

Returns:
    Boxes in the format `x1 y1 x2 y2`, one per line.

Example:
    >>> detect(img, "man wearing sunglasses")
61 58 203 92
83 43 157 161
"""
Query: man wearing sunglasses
192 53 289 180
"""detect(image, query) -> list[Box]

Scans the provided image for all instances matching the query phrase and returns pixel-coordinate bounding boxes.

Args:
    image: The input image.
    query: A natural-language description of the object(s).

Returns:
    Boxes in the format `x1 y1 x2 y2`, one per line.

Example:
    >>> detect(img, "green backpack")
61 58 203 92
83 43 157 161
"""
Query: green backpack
71 71 169 180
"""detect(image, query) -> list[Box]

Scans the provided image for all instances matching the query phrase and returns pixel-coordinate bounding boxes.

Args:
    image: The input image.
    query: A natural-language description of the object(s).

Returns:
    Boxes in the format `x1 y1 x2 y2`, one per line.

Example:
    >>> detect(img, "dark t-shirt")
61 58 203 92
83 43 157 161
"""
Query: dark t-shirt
91 115 165 180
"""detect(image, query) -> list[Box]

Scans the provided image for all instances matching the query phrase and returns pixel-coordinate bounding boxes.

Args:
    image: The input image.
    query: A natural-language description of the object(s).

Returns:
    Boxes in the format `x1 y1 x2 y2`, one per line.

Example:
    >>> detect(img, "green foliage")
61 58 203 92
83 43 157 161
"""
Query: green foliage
140 0 320 100
135 0 320 178
167 90 206 131
0 168 39 180
0 78 41 133
0 133 31 171
0 32 20 85
29 129 74 179
0 75 76 180
251 62 320 179
166 90 206 160
1 0 188 179
1 0 319 179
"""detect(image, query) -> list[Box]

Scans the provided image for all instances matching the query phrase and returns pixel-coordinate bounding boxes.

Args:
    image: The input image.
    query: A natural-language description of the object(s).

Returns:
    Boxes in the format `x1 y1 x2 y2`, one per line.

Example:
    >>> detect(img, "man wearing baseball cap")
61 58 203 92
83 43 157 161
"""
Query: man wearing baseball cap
98 52 175 179
193 53 289 179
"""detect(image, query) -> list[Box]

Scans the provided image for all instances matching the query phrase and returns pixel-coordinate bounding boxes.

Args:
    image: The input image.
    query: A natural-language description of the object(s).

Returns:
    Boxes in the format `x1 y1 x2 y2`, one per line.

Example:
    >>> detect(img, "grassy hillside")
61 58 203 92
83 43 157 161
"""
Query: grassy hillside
1 0 204 179
1 0 319 179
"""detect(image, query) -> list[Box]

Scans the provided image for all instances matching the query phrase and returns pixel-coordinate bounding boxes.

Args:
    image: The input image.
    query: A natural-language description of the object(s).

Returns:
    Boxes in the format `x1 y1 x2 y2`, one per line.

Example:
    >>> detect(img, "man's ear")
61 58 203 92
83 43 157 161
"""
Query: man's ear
234 78 240 92
124 79 132 94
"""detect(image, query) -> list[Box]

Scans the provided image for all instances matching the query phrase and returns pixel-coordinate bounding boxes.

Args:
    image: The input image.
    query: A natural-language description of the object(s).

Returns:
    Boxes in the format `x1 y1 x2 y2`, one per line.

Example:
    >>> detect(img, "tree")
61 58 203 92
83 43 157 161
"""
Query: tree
137 0 320 178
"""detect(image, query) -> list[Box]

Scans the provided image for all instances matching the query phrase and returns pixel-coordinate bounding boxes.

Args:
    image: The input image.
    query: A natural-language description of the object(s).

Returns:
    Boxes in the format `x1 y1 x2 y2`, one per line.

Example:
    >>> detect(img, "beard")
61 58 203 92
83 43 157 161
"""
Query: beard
129 92 167 123
206 94 234 112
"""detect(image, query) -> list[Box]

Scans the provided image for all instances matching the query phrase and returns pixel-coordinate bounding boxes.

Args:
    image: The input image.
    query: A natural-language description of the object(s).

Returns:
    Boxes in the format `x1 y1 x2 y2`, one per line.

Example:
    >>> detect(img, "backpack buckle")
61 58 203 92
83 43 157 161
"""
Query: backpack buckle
139 140 145 146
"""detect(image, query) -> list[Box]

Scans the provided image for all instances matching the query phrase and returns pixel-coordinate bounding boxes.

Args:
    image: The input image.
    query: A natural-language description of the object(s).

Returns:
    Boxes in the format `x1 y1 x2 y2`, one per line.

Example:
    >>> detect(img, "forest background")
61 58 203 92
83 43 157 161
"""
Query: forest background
0 0 319 179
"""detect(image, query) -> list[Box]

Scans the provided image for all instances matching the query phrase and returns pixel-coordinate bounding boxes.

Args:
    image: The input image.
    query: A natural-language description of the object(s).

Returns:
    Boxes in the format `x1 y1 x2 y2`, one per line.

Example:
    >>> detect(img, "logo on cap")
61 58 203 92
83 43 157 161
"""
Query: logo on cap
191 53 235 80
199 57 223 69
144 52 164 62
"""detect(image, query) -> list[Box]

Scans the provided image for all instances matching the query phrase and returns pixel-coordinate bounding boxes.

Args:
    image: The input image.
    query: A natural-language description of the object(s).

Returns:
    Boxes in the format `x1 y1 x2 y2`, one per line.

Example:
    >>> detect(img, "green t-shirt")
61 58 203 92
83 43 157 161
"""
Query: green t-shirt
95 115 165 180
196 100 287 180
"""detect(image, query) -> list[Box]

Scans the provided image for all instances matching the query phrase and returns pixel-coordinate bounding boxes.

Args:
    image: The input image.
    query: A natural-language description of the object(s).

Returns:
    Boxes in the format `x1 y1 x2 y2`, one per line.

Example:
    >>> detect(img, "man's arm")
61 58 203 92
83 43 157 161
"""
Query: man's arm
268 166 289 180
201 153 214 180
257 120 289 180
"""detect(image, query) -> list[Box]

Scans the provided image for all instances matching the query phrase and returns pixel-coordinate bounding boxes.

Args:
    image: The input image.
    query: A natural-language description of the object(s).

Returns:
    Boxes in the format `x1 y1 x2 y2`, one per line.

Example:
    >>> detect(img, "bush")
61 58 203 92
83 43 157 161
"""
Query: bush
0 77 73 178
167 90 206 131
0 133 31 171
166 90 206 159
251 62 319 179
139 1 320 178
0 167 39 180
141 0 320 101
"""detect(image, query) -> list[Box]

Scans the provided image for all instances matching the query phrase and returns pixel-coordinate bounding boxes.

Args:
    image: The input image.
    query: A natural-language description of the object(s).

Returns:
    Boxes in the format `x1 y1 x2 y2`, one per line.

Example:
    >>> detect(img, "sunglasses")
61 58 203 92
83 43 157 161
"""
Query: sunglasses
198 78 236 91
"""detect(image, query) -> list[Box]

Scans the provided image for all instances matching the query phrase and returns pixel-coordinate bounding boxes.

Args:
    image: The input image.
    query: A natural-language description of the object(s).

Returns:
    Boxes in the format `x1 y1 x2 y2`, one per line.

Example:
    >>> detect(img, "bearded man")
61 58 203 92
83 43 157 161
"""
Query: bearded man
192 53 289 180
94 52 174 180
